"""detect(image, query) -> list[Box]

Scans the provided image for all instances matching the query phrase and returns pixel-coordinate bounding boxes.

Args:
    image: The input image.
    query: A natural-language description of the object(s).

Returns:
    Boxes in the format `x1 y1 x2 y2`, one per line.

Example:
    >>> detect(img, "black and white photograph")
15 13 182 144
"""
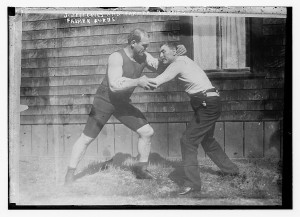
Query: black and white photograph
7 5 292 209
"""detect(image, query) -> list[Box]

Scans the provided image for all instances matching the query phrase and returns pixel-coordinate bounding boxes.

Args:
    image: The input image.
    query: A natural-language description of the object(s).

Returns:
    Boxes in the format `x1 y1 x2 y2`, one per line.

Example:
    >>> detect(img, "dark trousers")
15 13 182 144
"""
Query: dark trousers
180 95 239 190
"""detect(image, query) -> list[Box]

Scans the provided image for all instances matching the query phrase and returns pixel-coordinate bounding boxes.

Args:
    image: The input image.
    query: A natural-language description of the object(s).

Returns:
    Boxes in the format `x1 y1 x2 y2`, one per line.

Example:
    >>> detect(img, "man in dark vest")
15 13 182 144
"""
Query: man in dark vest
65 29 186 184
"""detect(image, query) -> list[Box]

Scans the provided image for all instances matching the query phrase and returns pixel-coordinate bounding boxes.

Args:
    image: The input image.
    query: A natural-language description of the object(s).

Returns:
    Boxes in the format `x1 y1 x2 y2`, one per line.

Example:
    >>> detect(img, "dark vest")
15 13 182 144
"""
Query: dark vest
96 49 146 103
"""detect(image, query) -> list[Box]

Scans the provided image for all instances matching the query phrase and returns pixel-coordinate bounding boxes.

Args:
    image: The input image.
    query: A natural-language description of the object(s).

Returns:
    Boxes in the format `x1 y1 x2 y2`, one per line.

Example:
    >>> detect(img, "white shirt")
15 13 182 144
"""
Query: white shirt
148 54 214 94
175 56 214 94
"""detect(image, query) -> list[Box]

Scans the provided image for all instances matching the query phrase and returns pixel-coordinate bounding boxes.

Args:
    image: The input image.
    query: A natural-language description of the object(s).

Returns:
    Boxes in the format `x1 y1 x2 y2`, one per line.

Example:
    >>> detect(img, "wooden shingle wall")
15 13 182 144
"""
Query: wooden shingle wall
20 14 285 163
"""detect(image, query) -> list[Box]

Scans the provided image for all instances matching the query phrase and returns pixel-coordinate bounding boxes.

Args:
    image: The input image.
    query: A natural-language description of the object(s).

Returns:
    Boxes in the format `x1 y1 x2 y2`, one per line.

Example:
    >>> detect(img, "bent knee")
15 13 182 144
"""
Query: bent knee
137 125 154 138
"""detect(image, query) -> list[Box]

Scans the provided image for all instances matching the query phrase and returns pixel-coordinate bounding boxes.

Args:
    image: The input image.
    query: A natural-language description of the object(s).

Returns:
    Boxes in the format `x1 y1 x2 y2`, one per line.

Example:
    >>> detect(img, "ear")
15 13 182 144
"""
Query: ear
172 48 177 56
130 40 136 46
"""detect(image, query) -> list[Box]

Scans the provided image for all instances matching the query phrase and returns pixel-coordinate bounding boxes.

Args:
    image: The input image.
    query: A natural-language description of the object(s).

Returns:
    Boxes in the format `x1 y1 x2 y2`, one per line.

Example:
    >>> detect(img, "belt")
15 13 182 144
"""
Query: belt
205 88 217 93
206 92 220 97
189 88 219 98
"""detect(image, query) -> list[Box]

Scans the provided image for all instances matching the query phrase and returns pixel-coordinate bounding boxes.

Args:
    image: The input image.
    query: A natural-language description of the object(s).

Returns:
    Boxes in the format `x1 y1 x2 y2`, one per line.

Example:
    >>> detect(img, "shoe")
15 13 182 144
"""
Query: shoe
178 186 200 195
64 167 76 185
132 166 156 180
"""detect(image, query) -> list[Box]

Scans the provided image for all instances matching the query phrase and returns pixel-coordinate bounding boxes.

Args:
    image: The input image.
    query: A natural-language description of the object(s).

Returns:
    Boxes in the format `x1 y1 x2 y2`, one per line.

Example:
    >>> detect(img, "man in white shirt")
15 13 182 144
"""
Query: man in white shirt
147 42 239 195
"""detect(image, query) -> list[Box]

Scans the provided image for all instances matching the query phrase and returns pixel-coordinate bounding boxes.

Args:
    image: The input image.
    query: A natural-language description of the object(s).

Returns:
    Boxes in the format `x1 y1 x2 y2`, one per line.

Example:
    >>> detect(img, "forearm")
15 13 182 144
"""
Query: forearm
145 56 168 74
155 62 169 74
145 52 159 71
151 73 174 87
149 61 183 87
109 77 139 92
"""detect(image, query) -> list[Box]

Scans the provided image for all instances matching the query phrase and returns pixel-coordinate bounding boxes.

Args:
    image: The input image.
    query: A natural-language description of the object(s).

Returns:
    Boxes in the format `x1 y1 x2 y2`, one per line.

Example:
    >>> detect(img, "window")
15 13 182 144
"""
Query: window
193 16 250 71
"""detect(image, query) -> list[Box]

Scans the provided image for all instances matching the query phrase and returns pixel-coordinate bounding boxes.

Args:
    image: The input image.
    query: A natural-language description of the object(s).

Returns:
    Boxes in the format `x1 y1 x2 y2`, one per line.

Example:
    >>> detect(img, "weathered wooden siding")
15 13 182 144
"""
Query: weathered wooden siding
261 18 285 158
20 14 285 162
20 14 181 125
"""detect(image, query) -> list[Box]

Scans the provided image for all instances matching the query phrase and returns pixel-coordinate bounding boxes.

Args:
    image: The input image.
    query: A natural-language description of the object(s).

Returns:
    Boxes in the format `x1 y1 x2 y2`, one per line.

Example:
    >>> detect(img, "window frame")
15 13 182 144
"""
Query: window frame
179 16 264 77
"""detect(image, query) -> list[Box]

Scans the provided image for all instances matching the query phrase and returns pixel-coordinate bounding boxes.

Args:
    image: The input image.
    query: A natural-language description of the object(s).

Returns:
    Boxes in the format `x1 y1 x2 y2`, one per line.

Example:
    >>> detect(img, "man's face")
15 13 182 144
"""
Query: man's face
159 45 176 64
132 35 150 57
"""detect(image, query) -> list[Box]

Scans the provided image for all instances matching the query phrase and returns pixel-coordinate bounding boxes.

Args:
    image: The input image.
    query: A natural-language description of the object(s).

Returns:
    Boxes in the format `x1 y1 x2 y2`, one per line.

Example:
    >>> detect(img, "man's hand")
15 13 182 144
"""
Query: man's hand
176 44 187 56
138 75 158 90
147 78 158 90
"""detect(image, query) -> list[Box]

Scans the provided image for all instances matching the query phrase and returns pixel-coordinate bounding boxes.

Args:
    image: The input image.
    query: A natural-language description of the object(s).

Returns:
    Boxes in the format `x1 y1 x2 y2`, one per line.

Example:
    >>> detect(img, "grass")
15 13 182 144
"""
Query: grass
17 153 282 206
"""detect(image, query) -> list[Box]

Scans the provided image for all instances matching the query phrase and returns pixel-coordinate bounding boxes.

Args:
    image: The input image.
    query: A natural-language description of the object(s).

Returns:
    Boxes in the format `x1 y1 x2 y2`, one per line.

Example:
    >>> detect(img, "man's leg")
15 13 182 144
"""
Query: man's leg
179 97 224 193
132 124 155 179
136 124 154 162
65 115 106 185
65 97 114 185
202 125 239 174
65 133 95 184
68 133 95 169
180 119 202 191
114 102 155 179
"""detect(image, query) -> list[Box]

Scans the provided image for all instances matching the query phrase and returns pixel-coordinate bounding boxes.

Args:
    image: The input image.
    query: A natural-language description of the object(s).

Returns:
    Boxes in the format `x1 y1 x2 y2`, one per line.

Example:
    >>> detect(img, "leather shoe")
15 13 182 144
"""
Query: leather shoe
178 186 200 195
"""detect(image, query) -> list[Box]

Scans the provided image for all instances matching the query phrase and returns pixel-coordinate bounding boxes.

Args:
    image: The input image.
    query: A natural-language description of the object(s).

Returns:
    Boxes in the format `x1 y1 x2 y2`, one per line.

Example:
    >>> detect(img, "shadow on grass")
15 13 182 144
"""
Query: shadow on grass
74 152 182 182
69 152 281 202
73 152 222 185
73 153 135 181
73 158 113 181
